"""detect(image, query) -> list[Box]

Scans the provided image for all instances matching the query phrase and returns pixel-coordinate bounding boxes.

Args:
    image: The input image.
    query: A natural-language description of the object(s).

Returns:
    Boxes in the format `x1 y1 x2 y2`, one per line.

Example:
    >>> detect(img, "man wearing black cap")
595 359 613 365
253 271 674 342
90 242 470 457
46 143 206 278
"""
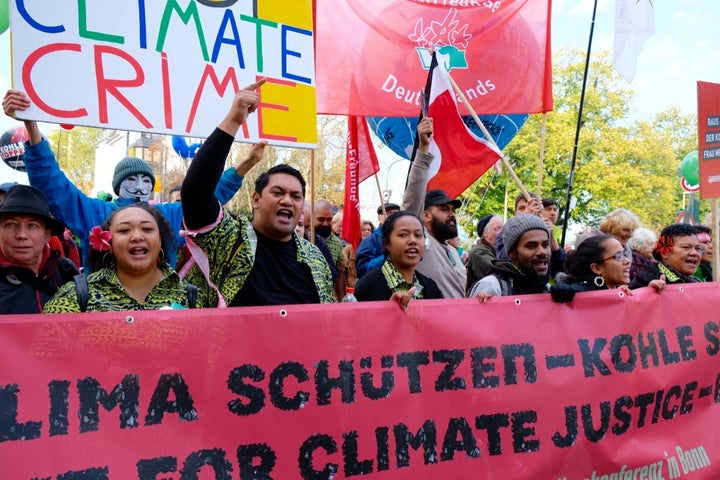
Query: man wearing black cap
3 89 249 270
0 185 78 313
400 117 466 298
355 202 400 277
469 214 551 298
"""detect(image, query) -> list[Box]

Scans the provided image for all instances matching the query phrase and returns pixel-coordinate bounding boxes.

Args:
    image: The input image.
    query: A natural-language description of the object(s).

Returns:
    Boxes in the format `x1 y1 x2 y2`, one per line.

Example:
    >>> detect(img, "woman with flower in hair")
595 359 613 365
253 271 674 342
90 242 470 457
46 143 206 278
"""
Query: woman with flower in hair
44 203 202 312
629 223 704 288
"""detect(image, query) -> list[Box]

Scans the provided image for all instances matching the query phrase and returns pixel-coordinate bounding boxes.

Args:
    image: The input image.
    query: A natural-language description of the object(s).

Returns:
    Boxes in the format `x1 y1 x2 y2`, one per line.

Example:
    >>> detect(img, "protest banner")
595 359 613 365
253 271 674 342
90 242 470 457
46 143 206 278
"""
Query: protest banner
1 284 719 479
9 0 317 148
698 81 720 199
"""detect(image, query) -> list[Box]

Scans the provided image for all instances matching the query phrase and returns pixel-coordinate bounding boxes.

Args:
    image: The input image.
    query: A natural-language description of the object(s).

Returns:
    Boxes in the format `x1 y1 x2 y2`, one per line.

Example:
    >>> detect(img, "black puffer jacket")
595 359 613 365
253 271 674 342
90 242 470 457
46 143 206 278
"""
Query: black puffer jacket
0 248 78 314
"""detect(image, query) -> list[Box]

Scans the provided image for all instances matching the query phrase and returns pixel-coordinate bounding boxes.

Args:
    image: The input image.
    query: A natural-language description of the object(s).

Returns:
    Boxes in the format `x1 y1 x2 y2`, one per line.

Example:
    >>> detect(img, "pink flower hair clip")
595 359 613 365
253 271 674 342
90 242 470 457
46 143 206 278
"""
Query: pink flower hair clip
89 226 112 252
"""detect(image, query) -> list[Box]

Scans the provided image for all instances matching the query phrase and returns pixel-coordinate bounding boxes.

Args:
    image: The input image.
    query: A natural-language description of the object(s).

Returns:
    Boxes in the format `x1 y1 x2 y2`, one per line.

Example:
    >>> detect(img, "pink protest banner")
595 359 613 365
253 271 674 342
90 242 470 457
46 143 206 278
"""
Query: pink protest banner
1 284 719 479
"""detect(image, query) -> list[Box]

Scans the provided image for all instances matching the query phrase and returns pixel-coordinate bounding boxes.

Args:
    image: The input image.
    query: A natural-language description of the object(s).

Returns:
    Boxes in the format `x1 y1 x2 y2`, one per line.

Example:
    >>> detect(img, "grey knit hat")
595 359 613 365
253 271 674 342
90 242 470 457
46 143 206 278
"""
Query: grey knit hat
111 157 156 195
502 214 548 253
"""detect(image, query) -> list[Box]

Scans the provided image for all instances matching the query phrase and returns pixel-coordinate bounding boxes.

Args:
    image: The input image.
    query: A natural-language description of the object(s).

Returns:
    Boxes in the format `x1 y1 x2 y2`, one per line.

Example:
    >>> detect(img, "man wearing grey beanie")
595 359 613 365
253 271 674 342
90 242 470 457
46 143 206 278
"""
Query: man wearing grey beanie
469 214 551 299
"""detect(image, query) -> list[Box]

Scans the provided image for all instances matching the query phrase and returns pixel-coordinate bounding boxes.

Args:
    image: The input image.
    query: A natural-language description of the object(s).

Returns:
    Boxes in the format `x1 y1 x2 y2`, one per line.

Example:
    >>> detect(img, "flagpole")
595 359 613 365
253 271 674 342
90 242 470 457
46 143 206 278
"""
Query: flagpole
537 113 547 199
309 149 316 243
374 174 387 217
560 0 599 248
445 72 532 201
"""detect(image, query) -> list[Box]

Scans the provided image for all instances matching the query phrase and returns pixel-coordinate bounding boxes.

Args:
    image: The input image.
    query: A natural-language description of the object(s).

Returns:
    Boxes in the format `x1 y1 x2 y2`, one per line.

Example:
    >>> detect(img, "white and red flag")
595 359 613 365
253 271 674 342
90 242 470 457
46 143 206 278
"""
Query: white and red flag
343 116 380 249
422 55 503 199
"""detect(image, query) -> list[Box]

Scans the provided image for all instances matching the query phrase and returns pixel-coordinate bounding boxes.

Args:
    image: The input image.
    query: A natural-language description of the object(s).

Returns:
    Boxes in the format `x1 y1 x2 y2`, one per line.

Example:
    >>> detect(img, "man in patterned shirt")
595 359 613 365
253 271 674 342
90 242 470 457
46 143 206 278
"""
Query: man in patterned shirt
180 79 335 307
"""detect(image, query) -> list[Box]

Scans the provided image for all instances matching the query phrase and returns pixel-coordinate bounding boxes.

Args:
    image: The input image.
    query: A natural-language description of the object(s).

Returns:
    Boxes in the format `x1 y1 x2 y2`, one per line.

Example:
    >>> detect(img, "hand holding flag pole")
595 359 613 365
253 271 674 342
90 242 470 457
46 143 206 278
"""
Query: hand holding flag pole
444 72 532 202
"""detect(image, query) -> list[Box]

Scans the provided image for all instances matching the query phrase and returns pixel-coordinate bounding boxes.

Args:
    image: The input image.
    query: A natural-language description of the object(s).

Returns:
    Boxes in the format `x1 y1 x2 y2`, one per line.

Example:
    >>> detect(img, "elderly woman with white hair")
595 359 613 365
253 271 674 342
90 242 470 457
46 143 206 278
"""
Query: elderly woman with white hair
599 208 641 258
628 227 657 281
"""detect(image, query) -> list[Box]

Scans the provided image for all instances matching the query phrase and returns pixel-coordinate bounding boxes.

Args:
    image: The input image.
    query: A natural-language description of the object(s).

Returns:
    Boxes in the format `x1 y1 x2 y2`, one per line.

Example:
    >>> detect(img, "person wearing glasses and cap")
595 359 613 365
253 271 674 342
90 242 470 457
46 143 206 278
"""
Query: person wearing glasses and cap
0 185 79 313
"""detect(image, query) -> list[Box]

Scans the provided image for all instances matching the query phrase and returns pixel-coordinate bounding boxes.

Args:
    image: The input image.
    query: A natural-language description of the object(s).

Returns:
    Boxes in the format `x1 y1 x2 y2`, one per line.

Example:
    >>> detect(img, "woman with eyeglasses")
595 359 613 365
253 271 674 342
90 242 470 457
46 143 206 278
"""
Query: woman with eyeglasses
630 223 704 288
551 234 665 302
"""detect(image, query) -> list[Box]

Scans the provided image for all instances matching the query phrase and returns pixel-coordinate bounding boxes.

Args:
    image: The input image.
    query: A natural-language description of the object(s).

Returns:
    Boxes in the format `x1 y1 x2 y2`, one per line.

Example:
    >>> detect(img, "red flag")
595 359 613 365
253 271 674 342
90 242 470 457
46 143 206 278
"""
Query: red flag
343 116 380 249
316 0 553 116
424 61 503 199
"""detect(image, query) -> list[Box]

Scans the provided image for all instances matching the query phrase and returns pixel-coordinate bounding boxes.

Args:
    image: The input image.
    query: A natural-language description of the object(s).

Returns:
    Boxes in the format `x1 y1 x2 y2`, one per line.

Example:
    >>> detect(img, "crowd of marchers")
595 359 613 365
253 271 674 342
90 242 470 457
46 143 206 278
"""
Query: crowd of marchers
4 82 713 314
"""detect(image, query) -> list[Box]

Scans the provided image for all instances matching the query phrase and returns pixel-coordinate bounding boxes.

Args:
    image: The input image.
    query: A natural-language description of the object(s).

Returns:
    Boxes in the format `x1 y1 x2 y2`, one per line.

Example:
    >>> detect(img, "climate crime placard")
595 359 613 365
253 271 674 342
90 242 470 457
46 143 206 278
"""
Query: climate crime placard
698 81 720 199
9 0 317 147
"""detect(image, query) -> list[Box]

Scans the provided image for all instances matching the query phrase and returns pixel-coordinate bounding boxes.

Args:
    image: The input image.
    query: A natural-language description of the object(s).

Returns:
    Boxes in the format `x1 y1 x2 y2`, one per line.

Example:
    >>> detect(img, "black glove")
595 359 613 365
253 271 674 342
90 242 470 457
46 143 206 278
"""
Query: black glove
550 283 577 303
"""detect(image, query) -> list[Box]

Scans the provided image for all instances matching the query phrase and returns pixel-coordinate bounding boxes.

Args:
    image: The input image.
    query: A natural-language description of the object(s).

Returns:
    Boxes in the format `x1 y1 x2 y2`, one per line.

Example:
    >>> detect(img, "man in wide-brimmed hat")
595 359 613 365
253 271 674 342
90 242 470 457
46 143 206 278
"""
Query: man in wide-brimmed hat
0 185 78 313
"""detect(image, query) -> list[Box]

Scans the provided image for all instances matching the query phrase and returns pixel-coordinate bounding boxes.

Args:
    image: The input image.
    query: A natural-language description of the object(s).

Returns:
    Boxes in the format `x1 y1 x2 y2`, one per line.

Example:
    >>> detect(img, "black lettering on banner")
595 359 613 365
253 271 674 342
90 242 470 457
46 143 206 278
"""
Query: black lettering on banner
512 411 540 453
634 391 656 427
179 448 232 479
680 381 698 414
56 467 110 479
144 373 198 425
298 433 339 480
77 375 139 433
551 406 578 448
359 355 395 400
471 346 499 388
375 426 391 472
396 351 430 394
705 321 720 355
650 390 664 424
0 384 41 442
342 431 373 476
578 338 612 377
611 395 633 435
475 413 510 455
315 360 356 406
501 344 537 385
662 385 682 420
676 325 697 361
714 372 720 403
581 401 610 442
440 417 480 461
433 349 466 391
610 334 636 373
227 365 266 416
49 380 70 436
137 456 177 480
393 420 437 467
637 331 660 368
658 329 680 364
269 361 310 411
236 443 277 480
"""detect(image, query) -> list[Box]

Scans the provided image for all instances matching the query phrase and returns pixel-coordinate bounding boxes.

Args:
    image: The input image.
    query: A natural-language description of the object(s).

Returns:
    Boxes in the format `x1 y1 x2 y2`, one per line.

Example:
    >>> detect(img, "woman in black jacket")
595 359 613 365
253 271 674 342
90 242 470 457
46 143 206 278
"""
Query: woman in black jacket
354 211 442 308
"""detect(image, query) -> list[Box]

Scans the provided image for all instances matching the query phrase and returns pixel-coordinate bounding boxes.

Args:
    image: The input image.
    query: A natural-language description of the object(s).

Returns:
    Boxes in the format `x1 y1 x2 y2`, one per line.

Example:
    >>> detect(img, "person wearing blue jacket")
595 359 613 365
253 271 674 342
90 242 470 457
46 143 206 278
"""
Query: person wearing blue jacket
4 89 245 270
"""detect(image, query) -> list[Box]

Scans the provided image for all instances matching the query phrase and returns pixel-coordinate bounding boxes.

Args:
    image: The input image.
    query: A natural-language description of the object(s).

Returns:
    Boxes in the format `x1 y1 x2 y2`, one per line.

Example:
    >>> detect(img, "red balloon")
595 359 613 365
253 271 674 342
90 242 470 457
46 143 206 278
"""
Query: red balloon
60 124 75 130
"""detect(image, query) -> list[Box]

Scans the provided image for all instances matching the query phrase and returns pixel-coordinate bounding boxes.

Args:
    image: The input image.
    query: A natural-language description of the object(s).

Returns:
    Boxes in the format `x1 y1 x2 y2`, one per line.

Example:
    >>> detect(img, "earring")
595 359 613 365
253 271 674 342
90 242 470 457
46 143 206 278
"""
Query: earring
594 276 605 288
159 249 165 261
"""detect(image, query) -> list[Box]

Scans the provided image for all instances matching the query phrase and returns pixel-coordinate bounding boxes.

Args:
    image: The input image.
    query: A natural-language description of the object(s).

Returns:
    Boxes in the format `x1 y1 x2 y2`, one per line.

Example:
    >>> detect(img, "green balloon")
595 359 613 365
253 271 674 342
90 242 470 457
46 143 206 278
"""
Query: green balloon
680 151 699 186
0 0 8 35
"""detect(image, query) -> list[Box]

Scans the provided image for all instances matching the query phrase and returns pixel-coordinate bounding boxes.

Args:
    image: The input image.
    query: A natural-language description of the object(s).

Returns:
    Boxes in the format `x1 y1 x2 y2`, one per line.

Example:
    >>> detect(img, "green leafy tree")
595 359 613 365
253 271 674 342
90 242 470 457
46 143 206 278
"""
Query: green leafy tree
461 49 697 240
45 126 103 194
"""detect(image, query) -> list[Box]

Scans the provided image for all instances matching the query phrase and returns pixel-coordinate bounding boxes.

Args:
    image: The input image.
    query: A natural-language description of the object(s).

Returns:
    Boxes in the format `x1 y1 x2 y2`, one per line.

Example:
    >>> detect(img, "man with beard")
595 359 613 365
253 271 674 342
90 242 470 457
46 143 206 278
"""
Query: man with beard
401 117 466 298
469 214 551 299
314 200 346 299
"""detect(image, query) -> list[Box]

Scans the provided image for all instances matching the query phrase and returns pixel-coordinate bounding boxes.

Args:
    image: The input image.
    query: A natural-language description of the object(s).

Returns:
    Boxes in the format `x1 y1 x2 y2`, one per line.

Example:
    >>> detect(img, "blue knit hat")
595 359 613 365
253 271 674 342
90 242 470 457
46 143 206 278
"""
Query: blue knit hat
112 157 155 195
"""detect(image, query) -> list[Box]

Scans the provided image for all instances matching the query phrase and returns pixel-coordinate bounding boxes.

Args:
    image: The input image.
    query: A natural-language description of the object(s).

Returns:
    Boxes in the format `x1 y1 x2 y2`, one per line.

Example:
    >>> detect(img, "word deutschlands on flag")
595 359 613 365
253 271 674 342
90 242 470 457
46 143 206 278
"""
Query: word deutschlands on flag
614 0 655 82
423 55 503 199
343 117 380 249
